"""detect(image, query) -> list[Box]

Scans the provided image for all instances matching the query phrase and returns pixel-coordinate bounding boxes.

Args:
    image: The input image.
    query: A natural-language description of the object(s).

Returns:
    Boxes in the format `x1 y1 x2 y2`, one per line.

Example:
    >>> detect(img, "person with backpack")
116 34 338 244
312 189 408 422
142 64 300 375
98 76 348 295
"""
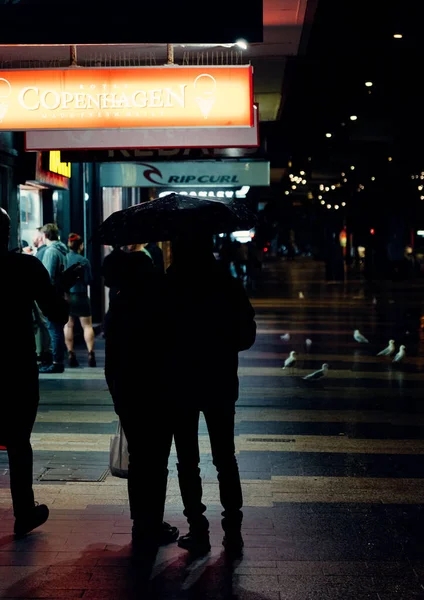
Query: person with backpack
39 223 68 374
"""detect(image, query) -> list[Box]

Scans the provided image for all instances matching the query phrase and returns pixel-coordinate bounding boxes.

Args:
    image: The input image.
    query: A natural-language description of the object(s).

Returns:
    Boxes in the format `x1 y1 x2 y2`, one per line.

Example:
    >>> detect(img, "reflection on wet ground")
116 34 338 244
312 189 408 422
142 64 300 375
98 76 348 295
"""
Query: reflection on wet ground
1 258 424 599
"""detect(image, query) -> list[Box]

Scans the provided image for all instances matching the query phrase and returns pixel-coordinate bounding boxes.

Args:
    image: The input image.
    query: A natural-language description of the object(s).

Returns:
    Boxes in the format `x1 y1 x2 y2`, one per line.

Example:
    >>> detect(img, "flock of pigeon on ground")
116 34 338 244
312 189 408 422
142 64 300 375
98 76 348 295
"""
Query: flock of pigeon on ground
279 294 407 381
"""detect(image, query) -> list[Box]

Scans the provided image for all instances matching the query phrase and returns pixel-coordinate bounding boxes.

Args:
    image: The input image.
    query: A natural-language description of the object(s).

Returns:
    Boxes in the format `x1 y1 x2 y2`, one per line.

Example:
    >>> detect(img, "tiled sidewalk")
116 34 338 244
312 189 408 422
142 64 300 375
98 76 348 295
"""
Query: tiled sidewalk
1 260 424 599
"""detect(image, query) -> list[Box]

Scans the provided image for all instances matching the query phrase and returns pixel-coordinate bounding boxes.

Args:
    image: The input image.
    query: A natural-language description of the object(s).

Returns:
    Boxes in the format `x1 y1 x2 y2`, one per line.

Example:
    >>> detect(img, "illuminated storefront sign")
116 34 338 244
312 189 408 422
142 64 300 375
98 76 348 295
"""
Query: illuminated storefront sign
32 151 70 189
158 186 251 199
48 151 71 178
100 161 270 188
0 66 253 131
61 146 262 163
25 105 259 150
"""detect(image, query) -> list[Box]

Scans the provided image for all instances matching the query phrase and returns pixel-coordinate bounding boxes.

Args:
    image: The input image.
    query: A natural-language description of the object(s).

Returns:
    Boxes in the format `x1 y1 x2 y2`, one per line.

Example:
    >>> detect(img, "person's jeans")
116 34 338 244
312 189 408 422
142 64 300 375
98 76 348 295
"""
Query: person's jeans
46 319 66 364
2 371 39 519
117 405 173 537
174 404 243 533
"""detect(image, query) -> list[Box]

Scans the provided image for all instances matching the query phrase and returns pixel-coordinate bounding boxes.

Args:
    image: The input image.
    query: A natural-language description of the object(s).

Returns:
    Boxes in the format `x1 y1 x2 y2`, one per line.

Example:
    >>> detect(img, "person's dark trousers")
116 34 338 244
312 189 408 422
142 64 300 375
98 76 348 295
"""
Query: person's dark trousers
174 404 243 534
46 319 66 364
3 371 39 519
117 405 173 539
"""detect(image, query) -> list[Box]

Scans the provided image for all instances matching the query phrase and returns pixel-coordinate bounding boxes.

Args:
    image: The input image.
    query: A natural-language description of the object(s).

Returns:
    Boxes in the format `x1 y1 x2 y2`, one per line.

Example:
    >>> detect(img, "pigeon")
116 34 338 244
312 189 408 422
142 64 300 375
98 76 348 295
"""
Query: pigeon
280 333 291 342
354 329 369 343
282 351 297 370
393 345 406 363
303 363 329 380
305 338 312 347
298 291 305 299
377 340 395 357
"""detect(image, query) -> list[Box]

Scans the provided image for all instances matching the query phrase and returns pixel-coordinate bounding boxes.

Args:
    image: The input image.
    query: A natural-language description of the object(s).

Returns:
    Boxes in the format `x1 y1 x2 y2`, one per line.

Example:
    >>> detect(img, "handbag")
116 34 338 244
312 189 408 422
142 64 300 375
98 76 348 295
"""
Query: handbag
109 420 129 478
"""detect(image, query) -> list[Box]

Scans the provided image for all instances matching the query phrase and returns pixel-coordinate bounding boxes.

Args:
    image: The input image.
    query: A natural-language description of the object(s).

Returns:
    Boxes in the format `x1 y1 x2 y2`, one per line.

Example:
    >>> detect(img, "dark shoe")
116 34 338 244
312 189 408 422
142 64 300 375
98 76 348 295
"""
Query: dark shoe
178 531 211 556
14 503 49 537
88 352 96 368
38 351 52 367
68 351 79 368
223 531 244 557
39 363 65 374
160 521 179 545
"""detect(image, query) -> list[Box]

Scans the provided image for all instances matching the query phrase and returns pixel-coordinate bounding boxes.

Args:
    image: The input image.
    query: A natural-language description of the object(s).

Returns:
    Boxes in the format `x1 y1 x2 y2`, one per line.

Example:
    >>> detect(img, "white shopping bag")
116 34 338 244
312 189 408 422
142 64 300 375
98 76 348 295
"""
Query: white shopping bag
109 421 129 479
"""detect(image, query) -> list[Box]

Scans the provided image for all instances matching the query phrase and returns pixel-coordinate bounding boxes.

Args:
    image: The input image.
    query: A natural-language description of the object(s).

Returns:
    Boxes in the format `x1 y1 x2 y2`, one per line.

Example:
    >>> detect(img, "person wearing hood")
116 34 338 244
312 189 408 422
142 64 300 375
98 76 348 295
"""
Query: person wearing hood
102 248 178 557
39 223 68 374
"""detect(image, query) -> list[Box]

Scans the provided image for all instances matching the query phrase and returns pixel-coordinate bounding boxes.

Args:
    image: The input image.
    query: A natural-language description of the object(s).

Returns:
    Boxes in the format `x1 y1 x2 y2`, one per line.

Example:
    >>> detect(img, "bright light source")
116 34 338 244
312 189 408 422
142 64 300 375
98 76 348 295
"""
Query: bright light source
302 179 307 185
341 172 346 176
326 204 331 209
237 186 250 197
320 184 325 191
350 115 358 121
331 185 336 190
365 81 373 87
320 200 325 205
335 205 339 210
421 196 424 200
325 133 332 138
343 178 348 182
371 176 375 181
341 202 346 206
285 190 290 195
318 195 323 200
235 39 248 49
419 185 423 191
292 185 297 189
300 171 305 175
388 156 393 161
325 187 330 191
393 33 403 39
350 165 355 170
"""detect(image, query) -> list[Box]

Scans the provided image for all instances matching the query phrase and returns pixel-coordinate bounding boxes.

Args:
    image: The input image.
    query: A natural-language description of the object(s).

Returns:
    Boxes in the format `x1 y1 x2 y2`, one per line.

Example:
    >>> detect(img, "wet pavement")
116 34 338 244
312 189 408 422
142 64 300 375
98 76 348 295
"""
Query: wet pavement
1 258 424 599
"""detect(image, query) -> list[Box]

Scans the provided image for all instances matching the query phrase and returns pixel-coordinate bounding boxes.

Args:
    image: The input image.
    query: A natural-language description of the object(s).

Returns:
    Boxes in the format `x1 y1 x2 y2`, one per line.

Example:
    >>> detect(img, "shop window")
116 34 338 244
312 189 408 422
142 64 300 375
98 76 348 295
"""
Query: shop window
20 186 42 251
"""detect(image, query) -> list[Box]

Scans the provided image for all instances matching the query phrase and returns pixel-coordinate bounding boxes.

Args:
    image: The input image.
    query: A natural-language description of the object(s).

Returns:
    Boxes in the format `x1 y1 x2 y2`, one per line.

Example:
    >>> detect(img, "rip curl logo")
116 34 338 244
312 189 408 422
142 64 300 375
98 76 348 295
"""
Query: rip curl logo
193 74 217 119
0 78 11 122
138 163 163 185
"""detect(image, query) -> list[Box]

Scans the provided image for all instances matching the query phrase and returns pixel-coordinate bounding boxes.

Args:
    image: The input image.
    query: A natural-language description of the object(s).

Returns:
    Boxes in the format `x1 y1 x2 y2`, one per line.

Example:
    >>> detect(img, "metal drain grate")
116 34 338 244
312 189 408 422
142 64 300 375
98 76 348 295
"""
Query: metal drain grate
37 467 109 483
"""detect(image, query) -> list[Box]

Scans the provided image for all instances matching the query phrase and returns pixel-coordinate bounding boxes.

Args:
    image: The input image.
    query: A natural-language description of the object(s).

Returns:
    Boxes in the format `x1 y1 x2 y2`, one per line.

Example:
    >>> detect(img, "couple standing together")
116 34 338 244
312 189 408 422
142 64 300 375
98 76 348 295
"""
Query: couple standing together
103 235 256 559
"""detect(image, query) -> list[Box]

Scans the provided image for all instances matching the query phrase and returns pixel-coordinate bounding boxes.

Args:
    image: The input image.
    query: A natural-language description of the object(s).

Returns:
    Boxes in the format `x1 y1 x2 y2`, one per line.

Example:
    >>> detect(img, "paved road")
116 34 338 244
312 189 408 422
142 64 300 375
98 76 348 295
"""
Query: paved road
1 258 424 599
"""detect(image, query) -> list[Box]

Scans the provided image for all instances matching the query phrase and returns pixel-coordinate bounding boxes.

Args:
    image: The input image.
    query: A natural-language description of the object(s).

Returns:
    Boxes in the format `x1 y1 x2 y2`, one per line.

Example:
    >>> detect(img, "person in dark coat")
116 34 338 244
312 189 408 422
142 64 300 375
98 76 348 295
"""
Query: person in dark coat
167 234 256 557
102 248 178 555
0 208 69 537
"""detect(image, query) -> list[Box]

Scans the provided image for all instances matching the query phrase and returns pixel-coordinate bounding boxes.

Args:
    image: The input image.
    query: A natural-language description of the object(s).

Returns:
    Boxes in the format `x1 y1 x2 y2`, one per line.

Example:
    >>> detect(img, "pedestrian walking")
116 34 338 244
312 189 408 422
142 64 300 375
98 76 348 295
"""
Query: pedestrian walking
0 208 69 536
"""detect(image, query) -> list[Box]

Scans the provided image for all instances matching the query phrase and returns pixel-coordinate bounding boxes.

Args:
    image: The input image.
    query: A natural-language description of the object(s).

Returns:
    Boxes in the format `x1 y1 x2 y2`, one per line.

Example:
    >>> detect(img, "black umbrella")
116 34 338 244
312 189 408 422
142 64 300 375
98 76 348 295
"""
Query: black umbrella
98 193 257 246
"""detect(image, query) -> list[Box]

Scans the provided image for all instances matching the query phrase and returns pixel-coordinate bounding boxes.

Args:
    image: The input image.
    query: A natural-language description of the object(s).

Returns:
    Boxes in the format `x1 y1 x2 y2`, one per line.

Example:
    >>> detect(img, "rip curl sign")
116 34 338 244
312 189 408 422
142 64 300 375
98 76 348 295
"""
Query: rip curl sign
0 66 253 131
